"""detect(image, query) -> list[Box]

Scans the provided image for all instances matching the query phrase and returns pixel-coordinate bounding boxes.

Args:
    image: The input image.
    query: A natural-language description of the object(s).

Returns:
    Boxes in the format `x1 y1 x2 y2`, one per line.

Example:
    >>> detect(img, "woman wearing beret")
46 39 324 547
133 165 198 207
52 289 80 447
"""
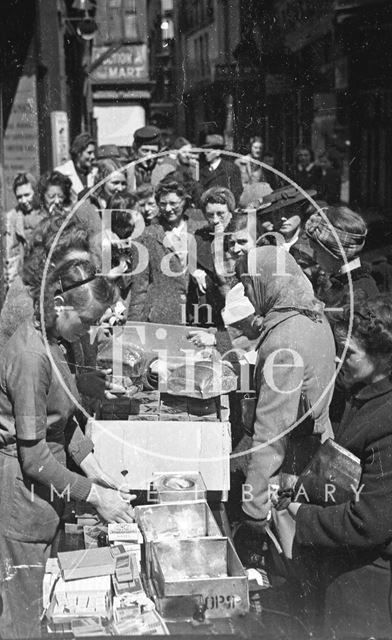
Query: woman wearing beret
283 297 392 638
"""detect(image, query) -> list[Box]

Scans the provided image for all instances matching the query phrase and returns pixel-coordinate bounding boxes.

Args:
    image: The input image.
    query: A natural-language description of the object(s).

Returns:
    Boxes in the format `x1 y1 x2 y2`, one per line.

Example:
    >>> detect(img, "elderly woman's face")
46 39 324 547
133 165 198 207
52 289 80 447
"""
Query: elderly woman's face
44 185 65 212
204 203 232 234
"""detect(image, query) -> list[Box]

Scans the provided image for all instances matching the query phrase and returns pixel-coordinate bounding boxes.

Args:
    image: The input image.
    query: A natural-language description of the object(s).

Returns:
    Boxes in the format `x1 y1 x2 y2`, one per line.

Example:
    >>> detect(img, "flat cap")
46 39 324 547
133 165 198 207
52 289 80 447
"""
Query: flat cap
202 134 225 149
133 125 161 146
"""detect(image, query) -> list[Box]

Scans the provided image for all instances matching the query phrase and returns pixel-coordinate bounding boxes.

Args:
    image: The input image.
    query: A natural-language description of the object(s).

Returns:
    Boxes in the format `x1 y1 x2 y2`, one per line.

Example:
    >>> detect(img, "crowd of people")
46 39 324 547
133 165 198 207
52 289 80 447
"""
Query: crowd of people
1 124 392 638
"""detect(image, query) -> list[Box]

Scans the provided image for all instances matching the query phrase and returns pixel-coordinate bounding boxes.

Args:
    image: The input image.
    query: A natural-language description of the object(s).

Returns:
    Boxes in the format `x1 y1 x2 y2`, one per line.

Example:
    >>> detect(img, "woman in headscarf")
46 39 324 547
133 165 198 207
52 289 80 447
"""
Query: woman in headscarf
234 246 336 541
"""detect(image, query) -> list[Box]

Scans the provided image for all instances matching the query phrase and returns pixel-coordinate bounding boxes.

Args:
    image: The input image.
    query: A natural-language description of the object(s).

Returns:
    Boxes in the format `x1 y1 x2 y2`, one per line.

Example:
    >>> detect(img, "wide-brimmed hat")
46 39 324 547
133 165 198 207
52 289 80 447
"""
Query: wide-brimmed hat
256 186 317 216
202 134 225 149
305 211 367 260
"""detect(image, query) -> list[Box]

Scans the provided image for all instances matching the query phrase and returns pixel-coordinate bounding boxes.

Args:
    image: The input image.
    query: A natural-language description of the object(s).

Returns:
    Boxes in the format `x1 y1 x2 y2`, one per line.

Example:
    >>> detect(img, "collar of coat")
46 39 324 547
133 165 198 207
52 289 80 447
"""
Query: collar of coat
147 214 200 246
350 376 392 405
329 265 370 288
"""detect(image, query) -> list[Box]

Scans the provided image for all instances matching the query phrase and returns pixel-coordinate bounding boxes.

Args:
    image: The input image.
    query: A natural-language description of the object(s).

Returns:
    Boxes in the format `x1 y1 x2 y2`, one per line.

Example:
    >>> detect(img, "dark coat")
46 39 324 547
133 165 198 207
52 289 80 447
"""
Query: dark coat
294 377 392 637
199 158 243 205
126 216 204 325
318 167 342 204
317 264 379 308
188 226 236 327
289 164 321 192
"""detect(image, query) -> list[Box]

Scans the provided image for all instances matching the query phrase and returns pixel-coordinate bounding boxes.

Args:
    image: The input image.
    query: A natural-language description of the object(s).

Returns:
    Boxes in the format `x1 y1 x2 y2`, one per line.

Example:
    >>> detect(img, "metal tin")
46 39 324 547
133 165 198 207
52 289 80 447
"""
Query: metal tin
150 537 249 618
135 500 222 579
152 472 207 503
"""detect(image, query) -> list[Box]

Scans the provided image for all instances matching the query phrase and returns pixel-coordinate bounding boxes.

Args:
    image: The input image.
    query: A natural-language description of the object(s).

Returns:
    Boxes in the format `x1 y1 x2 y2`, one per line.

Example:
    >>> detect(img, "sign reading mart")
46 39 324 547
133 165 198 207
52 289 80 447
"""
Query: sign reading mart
90 44 149 83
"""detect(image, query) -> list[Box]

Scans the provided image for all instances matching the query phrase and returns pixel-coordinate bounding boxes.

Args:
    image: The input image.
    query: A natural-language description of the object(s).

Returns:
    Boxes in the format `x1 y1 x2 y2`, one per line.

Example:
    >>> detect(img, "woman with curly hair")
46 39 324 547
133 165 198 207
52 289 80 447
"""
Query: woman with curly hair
282 296 392 638
37 170 73 215
0 255 135 638
189 186 236 327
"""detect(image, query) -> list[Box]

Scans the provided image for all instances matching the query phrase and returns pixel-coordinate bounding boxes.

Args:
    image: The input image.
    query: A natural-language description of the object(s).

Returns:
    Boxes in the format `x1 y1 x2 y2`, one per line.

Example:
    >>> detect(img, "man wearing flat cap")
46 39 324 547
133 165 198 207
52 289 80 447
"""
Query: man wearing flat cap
199 134 243 205
127 125 173 190
56 132 97 199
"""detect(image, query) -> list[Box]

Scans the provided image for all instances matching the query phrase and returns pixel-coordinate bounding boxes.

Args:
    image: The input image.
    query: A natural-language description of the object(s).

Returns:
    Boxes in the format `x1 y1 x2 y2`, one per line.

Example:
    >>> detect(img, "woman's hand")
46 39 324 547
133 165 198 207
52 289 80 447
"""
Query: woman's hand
87 484 135 523
76 369 126 400
192 269 208 294
80 453 122 489
188 330 216 347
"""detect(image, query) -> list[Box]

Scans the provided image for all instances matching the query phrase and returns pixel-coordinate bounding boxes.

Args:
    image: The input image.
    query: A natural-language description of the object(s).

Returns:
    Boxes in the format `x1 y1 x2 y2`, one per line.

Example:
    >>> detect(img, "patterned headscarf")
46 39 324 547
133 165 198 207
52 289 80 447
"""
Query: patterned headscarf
305 212 367 260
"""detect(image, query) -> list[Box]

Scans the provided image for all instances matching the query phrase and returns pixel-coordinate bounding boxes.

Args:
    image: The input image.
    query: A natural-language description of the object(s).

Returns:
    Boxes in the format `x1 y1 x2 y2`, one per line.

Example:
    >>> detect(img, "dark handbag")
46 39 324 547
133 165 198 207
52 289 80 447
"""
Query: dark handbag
240 392 257 436
241 390 314 439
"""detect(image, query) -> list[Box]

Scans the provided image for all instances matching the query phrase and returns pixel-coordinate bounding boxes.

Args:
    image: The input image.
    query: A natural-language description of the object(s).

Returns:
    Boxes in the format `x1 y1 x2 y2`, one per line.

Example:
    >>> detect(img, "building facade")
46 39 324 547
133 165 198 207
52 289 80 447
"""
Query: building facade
90 0 154 149
246 0 392 212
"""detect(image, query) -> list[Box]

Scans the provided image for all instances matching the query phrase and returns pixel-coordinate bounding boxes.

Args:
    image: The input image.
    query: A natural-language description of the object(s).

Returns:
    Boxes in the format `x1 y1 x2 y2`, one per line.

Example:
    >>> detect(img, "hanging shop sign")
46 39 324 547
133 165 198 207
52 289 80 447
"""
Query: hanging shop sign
90 44 149 84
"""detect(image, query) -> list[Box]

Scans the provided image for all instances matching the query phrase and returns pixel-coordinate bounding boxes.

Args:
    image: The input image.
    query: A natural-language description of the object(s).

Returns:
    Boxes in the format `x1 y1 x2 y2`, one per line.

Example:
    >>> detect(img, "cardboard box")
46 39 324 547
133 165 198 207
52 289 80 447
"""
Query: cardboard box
87 419 231 492
150 538 249 618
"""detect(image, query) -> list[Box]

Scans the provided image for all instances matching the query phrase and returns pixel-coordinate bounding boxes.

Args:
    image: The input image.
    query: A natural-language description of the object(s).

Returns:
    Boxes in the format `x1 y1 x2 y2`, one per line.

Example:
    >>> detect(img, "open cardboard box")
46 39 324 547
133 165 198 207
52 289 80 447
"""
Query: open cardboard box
87 419 231 494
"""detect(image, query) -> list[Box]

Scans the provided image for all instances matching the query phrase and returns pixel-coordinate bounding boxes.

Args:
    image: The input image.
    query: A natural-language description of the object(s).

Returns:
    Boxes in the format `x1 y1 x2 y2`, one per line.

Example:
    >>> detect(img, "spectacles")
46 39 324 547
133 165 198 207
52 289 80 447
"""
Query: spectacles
158 200 183 211
205 211 228 220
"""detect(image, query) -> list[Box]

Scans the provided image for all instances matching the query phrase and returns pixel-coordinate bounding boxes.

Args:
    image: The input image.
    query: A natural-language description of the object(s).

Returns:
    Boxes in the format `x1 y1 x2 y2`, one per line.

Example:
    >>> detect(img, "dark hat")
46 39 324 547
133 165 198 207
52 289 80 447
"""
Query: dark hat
173 136 191 149
257 186 317 216
202 134 225 149
97 144 121 159
133 125 161 146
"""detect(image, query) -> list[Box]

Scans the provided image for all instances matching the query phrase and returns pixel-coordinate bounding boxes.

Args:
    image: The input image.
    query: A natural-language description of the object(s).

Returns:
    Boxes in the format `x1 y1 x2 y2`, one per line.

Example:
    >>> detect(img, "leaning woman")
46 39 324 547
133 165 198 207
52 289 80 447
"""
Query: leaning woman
284 296 392 638
234 246 336 558
0 255 134 639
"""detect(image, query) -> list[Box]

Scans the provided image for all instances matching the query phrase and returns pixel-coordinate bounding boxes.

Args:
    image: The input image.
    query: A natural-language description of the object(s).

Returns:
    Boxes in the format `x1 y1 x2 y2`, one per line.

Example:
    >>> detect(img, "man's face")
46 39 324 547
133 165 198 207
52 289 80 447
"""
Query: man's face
77 144 96 172
137 144 159 170
204 149 221 164
297 149 312 168
250 141 263 159
228 229 256 258
15 183 35 213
